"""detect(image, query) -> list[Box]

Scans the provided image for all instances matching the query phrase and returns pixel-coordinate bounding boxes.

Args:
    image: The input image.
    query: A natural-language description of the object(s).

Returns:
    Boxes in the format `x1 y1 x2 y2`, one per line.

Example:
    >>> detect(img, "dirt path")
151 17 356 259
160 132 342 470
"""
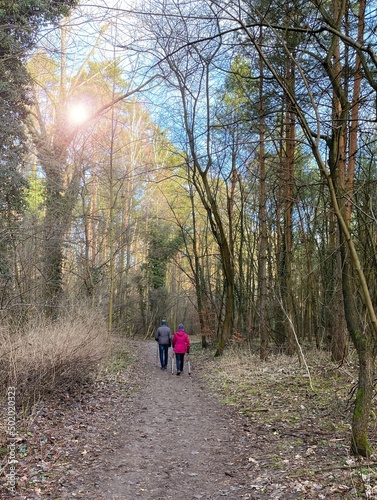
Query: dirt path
59 341 253 499
4 340 371 499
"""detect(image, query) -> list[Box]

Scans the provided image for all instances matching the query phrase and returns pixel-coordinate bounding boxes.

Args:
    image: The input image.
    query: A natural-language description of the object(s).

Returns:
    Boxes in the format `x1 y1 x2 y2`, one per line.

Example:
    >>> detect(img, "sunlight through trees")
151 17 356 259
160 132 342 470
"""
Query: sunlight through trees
1 0 377 457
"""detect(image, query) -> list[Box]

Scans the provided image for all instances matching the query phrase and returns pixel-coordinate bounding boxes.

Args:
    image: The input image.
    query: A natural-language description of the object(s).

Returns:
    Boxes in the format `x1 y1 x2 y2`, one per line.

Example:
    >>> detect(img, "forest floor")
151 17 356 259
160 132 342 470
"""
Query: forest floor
1 338 377 499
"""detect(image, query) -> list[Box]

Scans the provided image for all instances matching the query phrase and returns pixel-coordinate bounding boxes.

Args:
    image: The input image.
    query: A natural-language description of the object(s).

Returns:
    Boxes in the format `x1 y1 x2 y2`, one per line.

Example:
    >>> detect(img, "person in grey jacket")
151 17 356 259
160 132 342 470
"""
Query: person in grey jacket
155 319 172 369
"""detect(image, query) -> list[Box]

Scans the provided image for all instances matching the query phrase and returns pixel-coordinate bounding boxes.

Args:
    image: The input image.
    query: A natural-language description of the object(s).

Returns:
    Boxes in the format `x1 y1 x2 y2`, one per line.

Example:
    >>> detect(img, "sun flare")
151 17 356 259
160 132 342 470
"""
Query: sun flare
68 103 91 125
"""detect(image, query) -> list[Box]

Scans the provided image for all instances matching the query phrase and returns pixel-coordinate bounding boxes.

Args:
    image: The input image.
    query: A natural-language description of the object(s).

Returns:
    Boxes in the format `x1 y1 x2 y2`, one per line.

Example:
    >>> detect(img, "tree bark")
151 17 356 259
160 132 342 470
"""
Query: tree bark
281 60 296 355
257 37 269 360
198 171 235 356
340 232 376 456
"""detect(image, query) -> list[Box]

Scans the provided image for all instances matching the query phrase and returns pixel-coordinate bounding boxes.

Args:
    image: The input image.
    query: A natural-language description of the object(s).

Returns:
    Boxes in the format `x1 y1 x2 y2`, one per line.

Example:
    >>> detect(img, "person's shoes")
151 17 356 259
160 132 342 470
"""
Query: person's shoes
176 371 181 376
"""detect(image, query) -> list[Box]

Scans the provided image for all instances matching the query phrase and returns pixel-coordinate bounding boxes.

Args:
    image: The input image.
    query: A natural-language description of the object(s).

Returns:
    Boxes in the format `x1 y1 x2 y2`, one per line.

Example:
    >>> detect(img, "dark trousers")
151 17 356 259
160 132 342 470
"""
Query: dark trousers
175 353 185 372
159 344 169 368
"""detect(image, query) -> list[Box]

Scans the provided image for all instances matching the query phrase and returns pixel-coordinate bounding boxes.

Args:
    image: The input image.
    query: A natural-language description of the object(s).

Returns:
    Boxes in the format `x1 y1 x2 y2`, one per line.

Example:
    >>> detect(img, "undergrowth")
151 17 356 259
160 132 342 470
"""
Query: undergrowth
0 310 108 412
202 345 377 498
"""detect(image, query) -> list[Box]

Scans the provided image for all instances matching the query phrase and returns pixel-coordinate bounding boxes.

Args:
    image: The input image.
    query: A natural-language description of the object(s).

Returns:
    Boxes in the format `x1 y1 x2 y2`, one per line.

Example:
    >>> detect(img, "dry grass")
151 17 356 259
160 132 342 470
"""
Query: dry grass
200 344 362 447
205 345 358 389
199 346 377 497
0 309 108 410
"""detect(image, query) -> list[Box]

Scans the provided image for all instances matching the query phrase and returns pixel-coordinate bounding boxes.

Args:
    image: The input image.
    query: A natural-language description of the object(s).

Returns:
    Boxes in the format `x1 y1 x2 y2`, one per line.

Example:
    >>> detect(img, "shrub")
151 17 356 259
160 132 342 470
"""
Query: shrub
0 309 108 410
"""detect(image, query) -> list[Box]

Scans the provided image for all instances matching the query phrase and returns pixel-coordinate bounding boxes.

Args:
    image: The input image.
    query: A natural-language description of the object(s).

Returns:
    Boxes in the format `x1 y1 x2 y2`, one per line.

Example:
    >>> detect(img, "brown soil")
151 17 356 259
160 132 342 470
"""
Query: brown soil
59 340 253 499
1 340 377 499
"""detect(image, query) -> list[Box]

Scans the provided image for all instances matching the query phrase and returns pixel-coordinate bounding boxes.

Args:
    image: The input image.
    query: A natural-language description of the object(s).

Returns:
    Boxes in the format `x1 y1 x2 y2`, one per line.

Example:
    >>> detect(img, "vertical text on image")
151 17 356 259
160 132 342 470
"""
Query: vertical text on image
7 386 17 494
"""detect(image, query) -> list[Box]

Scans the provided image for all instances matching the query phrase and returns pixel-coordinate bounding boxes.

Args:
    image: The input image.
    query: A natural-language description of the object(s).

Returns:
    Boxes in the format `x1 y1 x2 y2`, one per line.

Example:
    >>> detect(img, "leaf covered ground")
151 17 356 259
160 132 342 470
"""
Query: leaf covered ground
1 338 377 499
204 345 377 498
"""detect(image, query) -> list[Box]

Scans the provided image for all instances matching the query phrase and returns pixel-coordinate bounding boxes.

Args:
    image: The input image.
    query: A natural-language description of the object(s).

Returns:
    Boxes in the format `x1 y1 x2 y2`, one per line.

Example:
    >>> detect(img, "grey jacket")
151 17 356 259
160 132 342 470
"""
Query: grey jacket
155 325 172 345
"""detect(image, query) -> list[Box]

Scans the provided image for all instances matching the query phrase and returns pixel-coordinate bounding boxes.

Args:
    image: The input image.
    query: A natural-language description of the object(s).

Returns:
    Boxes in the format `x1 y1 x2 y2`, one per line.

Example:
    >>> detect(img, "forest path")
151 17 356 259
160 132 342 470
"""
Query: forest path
62 340 254 499
7 340 365 499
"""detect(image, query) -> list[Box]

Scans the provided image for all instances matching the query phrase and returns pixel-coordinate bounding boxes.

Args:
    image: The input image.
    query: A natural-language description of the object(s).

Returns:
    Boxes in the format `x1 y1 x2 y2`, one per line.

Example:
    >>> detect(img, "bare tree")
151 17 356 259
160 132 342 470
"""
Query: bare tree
133 0 239 354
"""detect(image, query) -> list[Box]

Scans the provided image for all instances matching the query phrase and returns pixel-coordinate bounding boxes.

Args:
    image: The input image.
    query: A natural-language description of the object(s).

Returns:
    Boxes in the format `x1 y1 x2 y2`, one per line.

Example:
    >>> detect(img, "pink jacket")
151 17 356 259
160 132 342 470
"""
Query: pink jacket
172 329 190 354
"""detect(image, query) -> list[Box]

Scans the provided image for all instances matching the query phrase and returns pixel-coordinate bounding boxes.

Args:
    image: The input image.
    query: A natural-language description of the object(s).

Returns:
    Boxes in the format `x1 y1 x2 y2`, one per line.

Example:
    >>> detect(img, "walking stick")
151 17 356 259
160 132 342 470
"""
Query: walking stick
187 353 191 375
156 343 159 367
171 350 175 374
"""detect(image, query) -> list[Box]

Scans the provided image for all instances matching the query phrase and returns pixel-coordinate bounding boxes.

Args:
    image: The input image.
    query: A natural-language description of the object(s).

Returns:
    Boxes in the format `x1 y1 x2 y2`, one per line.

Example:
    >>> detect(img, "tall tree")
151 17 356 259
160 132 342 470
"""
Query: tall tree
257 29 269 361
138 1 238 354
27 11 158 319
232 0 377 456
152 0 377 455
0 0 77 307
317 0 375 456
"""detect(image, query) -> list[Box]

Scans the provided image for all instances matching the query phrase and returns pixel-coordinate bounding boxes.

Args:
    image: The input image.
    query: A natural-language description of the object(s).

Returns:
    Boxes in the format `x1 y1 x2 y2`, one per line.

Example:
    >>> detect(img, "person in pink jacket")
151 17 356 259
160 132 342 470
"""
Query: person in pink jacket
172 323 190 376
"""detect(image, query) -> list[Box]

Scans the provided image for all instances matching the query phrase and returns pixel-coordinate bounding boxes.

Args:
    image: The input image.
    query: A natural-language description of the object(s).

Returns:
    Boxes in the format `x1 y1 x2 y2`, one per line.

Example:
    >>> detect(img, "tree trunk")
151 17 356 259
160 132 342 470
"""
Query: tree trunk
188 180 209 348
282 65 296 355
43 215 64 319
258 37 269 360
340 232 376 456
41 138 78 319
350 337 376 457
197 172 234 356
